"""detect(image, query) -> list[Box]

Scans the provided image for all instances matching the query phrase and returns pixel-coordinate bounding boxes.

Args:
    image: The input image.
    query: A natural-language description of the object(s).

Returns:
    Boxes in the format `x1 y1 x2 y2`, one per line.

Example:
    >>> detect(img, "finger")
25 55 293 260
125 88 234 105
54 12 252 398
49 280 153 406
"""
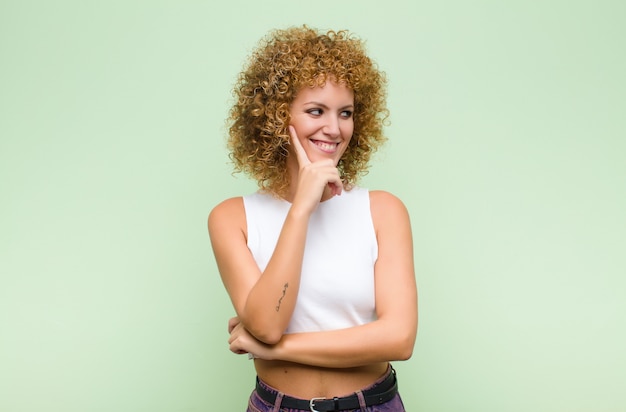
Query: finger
228 326 239 344
289 125 311 167
328 181 343 196
229 341 247 355
328 175 343 196
322 166 343 196
228 316 240 333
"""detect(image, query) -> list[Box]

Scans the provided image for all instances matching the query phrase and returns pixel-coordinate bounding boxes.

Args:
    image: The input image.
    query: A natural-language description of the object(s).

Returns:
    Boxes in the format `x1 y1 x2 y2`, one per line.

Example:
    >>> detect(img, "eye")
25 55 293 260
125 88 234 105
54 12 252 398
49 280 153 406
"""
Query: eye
340 110 353 119
307 108 322 116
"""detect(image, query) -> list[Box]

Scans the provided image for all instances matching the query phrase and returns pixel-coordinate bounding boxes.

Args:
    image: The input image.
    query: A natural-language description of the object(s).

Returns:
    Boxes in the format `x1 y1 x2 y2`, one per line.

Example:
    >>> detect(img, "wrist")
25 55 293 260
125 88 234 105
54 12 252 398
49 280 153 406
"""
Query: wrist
287 203 313 221
272 335 290 362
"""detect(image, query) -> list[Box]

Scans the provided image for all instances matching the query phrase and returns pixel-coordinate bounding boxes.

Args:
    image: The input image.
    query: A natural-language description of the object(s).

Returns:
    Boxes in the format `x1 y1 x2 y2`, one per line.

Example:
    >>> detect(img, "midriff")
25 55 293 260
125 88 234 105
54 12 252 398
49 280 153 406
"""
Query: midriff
254 359 389 399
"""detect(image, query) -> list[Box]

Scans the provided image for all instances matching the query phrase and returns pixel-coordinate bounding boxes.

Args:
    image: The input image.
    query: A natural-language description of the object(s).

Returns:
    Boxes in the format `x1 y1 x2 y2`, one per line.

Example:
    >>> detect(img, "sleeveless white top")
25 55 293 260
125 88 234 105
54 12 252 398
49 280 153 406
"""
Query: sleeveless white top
243 187 378 333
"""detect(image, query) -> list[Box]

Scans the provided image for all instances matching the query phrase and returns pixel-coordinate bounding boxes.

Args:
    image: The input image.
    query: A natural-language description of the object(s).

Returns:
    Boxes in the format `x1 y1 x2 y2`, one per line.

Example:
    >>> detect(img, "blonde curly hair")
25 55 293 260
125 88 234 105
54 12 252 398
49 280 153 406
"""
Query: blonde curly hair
227 25 388 196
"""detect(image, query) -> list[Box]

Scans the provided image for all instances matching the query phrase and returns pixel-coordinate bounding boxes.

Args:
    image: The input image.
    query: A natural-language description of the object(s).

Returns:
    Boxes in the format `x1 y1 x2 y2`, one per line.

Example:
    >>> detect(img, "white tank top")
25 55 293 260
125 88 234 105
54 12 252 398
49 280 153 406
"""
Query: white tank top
243 187 378 333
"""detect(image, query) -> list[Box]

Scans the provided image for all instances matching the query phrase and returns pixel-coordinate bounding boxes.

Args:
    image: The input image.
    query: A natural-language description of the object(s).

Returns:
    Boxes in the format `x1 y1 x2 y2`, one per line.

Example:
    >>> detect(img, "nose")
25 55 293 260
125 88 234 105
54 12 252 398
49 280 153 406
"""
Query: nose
322 115 341 138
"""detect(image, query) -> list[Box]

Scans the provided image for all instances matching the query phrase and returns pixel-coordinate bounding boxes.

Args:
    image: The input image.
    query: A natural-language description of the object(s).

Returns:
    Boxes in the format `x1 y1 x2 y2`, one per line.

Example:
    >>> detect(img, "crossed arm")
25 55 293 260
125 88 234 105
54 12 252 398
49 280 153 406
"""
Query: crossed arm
208 190 418 369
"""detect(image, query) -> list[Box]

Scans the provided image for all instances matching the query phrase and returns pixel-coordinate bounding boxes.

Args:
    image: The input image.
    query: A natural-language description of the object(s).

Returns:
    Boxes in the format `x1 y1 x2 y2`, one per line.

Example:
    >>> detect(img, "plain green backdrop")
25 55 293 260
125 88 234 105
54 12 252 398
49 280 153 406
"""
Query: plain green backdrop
1 0 625 411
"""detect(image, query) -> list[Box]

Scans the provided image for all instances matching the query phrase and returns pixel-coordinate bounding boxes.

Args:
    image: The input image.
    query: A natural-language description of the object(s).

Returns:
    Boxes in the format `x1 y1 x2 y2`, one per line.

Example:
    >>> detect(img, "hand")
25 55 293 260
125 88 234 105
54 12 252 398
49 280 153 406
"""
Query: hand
228 320 273 359
227 316 240 334
289 125 343 212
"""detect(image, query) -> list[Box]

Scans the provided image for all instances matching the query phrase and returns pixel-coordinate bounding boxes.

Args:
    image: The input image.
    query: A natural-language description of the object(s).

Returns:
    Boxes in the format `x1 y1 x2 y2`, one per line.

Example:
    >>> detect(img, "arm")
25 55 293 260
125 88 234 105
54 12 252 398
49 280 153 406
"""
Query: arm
209 127 344 344
208 198 309 344
228 190 418 367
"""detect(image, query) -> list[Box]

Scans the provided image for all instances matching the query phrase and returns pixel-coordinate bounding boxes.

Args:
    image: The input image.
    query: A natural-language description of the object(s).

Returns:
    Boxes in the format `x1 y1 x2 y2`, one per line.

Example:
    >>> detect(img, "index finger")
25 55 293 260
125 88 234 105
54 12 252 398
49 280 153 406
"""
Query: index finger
289 125 310 167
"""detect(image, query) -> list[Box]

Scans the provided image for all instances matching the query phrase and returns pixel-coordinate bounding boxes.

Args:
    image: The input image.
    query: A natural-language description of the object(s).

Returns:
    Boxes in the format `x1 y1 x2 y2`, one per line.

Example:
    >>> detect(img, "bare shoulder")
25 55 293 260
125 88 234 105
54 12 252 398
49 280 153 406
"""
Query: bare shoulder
207 196 246 234
369 190 410 223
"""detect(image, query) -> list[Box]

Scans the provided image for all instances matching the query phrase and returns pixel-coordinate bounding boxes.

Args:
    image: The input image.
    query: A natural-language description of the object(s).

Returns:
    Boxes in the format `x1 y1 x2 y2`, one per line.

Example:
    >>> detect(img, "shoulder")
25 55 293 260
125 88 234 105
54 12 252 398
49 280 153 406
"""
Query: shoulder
368 190 411 229
368 190 408 214
207 197 245 235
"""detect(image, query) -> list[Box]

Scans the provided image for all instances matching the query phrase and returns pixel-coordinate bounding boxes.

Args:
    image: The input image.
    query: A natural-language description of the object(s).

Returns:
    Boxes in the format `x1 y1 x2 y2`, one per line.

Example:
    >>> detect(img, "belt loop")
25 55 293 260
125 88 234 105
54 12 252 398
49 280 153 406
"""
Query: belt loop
356 390 367 410
333 397 339 410
272 391 284 412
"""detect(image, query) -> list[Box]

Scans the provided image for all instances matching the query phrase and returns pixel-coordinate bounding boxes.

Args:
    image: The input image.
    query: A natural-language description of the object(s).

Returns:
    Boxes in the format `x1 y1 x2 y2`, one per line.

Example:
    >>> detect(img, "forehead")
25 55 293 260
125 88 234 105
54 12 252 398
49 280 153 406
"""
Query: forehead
292 80 354 105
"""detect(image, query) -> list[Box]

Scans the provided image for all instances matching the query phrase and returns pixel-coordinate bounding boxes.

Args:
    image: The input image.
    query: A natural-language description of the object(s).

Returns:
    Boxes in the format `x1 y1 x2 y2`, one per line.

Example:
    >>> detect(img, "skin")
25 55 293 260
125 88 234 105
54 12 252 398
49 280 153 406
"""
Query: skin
208 80 417 398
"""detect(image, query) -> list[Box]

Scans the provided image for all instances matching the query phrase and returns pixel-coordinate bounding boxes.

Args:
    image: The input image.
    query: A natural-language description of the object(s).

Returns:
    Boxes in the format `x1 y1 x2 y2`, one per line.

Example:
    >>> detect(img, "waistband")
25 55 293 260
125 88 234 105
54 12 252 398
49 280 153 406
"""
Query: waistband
255 366 398 411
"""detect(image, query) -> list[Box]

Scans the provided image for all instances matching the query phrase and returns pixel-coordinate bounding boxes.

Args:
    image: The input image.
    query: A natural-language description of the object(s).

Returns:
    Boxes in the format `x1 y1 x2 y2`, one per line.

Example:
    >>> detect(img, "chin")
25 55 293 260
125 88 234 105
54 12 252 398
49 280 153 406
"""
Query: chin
310 154 341 165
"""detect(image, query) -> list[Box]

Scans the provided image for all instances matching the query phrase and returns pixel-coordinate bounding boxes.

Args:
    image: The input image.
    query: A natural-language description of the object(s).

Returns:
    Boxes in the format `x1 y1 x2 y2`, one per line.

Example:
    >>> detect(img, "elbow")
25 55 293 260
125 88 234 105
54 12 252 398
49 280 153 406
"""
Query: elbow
240 315 284 345
253 330 283 345
396 341 414 361
392 331 416 361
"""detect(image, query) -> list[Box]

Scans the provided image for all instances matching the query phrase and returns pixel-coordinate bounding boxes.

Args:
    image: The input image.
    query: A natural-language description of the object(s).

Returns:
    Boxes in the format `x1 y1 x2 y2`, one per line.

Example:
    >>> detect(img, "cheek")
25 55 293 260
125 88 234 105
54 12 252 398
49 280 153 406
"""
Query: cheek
343 120 355 136
292 119 314 137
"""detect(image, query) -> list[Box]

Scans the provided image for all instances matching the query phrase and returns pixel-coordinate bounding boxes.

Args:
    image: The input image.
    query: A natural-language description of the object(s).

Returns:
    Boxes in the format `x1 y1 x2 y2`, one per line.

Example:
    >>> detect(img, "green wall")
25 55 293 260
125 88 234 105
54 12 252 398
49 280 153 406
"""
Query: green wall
1 1 625 411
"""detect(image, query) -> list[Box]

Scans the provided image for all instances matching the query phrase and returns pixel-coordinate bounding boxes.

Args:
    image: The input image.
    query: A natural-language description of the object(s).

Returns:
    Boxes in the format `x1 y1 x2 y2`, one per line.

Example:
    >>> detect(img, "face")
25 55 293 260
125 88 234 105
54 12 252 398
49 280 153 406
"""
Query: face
288 80 354 166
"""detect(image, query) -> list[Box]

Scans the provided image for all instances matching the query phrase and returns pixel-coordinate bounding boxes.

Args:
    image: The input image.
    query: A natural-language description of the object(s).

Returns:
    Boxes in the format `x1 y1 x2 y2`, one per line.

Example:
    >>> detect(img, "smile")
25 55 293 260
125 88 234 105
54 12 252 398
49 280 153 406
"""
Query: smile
311 140 340 153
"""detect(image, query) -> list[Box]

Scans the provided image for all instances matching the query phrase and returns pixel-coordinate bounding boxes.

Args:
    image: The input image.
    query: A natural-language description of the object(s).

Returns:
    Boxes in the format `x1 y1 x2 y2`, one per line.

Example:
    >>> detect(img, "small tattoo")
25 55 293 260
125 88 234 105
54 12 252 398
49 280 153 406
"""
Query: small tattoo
275 282 289 312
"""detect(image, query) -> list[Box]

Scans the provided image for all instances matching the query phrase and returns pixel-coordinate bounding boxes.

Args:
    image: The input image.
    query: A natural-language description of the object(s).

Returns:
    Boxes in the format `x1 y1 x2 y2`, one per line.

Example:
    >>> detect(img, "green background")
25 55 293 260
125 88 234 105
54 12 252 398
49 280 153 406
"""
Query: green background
1 0 625 411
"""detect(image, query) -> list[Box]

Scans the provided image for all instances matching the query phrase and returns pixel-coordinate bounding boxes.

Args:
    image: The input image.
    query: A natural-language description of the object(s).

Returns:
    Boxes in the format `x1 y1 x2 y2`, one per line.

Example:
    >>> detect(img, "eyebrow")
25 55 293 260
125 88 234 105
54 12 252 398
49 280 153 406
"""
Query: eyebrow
304 101 354 110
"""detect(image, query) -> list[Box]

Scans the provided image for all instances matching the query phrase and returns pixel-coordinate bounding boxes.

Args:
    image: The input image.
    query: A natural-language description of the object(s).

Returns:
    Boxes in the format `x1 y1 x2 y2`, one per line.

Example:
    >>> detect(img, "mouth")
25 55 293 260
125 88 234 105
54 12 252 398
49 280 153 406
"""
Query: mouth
310 139 340 153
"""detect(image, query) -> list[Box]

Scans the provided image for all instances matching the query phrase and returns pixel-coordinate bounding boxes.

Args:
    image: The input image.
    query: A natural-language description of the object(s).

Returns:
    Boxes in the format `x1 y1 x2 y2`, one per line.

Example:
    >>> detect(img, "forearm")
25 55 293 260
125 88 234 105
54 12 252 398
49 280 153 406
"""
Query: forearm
272 319 416 368
242 207 310 343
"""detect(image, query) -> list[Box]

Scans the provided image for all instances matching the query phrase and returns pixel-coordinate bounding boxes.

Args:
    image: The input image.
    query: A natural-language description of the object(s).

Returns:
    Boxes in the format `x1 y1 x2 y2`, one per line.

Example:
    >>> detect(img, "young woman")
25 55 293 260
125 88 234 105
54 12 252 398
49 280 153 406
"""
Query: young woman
208 26 417 412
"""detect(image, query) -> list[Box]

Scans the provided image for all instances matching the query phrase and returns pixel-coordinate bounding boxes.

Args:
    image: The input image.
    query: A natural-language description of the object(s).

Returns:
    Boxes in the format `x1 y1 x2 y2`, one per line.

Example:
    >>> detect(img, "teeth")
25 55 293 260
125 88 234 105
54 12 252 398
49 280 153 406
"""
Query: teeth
313 141 338 152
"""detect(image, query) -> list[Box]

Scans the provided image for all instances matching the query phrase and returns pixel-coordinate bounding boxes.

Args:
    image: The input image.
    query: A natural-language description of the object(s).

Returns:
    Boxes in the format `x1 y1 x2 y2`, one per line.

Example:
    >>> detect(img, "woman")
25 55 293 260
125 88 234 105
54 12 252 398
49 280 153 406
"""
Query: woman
208 25 417 412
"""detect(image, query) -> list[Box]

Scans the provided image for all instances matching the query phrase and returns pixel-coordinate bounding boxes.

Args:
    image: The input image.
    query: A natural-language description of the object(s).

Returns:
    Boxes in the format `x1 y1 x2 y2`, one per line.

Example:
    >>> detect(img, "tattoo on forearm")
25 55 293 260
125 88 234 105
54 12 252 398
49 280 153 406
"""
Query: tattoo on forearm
275 282 289 312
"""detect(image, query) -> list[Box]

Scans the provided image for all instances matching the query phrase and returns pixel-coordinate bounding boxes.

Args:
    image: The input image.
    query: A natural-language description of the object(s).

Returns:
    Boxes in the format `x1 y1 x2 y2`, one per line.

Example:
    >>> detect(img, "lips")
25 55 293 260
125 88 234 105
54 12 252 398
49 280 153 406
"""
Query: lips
311 139 340 153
